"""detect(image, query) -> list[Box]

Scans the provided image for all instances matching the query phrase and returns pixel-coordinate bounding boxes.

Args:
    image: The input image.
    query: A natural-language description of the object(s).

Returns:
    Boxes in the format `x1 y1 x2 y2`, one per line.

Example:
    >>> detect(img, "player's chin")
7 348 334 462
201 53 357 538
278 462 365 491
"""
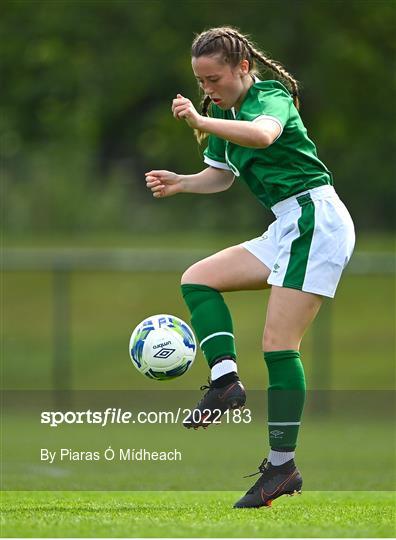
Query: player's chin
214 100 228 110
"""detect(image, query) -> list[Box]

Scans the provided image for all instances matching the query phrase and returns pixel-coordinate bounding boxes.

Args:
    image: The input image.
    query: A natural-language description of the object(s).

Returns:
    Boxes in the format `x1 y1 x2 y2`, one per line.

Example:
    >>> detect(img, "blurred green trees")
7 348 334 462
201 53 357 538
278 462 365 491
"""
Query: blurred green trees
1 0 395 234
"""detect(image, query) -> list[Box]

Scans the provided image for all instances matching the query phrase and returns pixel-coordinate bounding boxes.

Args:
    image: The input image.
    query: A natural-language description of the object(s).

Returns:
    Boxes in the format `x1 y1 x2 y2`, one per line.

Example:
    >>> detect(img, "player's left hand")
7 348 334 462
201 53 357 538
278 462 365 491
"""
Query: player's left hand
172 94 202 129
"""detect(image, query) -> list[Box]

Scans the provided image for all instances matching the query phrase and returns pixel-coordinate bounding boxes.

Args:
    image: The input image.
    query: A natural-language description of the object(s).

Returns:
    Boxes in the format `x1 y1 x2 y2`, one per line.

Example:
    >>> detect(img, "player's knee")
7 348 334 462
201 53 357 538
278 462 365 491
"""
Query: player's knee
181 261 208 286
263 325 300 351
262 325 283 351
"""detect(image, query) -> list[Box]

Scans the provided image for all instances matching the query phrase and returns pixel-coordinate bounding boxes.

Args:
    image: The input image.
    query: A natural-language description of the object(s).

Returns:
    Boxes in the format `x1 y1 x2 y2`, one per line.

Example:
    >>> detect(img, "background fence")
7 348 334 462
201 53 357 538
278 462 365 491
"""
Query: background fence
3 248 395 403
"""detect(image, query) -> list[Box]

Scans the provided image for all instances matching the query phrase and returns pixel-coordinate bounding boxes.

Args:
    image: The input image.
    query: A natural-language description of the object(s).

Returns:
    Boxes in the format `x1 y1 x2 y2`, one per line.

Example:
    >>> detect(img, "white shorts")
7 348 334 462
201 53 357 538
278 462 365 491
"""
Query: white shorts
242 185 355 298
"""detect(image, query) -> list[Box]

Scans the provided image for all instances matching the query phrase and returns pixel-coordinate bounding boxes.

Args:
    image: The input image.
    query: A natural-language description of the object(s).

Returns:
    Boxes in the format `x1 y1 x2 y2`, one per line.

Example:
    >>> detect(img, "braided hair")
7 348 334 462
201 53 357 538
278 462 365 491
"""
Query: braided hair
191 27 300 143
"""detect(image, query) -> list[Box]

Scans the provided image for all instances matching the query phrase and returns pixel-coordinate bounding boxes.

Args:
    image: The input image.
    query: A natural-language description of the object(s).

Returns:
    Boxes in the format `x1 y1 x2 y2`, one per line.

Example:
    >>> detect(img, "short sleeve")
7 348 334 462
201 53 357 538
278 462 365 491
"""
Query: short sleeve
203 135 231 170
239 87 292 136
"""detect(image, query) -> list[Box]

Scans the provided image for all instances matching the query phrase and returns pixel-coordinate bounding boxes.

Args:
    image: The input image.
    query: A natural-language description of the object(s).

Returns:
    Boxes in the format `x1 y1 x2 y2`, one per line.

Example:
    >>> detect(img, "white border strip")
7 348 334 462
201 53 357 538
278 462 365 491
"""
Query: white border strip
268 422 301 426
203 156 231 171
200 331 234 348
252 114 284 141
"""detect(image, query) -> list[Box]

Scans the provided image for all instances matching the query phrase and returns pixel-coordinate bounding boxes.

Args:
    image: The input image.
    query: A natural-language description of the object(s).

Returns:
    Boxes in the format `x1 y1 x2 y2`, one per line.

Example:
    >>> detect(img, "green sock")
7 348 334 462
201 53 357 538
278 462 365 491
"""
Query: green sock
264 350 306 449
181 284 236 367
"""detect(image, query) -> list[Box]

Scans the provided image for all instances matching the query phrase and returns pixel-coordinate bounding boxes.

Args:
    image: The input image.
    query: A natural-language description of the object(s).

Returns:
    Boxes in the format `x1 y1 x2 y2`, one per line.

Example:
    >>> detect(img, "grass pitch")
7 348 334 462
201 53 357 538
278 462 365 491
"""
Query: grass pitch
1 490 395 538
2 233 394 538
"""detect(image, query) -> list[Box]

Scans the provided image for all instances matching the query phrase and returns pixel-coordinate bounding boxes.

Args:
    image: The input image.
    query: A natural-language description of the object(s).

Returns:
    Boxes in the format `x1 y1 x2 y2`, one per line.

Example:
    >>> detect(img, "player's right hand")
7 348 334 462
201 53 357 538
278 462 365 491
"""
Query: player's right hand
145 170 182 198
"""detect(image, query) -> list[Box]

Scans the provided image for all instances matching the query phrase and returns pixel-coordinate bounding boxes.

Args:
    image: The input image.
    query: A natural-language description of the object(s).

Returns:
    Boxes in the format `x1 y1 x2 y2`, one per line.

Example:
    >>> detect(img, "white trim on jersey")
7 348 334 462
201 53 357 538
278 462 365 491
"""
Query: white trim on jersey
204 156 232 171
252 114 284 141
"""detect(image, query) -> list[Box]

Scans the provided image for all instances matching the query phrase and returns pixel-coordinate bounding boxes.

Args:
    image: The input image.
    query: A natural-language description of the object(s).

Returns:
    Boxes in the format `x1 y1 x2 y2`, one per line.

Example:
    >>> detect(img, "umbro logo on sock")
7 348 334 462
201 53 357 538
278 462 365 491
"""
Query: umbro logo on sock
270 429 284 438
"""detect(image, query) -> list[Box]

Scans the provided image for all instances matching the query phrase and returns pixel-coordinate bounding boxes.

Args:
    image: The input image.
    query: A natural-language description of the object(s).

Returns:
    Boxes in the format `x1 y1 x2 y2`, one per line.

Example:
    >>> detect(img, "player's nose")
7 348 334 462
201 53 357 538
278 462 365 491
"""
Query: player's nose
202 81 213 94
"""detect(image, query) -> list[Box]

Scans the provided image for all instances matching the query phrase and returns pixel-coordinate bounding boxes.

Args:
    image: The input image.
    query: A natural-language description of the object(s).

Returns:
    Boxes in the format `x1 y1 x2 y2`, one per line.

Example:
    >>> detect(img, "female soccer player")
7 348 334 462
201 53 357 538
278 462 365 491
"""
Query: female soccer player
145 27 355 508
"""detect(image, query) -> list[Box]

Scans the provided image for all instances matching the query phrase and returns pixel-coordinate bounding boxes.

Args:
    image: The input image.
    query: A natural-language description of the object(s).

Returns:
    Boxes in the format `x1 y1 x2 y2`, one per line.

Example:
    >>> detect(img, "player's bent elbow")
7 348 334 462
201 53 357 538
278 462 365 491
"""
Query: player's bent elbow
219 171 235 191
210 167 235 191
253 131 274 149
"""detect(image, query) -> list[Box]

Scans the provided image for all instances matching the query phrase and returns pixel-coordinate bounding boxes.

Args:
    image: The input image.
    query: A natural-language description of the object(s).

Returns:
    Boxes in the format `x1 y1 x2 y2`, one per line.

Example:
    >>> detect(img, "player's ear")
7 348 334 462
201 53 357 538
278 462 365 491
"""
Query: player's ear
239 59 250 76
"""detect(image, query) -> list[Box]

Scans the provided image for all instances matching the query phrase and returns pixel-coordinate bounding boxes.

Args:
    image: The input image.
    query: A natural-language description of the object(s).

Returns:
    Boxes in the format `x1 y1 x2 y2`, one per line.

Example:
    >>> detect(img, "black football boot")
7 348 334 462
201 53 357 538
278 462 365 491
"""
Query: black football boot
233 458 302 508
183 378 246 429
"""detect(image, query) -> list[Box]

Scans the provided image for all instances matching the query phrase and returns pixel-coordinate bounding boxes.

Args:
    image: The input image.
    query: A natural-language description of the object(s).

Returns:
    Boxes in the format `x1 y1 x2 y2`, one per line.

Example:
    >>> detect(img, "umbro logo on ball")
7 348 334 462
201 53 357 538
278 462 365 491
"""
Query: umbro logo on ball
153 348 176 359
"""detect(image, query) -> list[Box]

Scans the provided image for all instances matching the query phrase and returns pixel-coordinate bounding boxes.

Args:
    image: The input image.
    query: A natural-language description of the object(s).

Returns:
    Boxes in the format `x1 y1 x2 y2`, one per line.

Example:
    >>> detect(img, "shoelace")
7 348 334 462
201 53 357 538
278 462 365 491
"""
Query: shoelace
193 378 214 409
244 458 269 478
199 377 213 392
243 458 268 478
243 459 270 494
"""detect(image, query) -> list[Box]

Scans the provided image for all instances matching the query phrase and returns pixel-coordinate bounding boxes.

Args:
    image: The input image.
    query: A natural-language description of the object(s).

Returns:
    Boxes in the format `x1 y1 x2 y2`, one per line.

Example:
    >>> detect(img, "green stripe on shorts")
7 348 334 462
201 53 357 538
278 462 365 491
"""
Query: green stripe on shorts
283 193 315 290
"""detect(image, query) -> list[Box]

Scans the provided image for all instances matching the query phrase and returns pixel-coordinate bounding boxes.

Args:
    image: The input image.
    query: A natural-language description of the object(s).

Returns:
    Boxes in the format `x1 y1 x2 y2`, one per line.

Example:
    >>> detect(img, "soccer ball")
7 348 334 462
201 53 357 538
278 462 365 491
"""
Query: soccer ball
129 314 196 380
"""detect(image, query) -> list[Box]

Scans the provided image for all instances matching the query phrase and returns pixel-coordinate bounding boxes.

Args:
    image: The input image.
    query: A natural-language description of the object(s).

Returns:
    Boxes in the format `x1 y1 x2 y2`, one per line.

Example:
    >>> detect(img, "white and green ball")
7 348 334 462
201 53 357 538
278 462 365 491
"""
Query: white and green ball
129 314 196 380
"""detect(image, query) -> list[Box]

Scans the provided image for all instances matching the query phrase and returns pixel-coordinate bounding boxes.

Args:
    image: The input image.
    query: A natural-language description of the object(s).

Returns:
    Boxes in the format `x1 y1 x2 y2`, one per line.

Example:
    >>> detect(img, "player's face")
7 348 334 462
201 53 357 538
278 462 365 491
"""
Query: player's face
192 55 250 110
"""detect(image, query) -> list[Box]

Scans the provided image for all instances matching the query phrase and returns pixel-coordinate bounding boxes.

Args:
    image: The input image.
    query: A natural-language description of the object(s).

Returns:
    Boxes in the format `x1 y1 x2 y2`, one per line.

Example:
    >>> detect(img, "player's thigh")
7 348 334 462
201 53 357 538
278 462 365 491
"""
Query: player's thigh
263 285 323 351
181 245 271 292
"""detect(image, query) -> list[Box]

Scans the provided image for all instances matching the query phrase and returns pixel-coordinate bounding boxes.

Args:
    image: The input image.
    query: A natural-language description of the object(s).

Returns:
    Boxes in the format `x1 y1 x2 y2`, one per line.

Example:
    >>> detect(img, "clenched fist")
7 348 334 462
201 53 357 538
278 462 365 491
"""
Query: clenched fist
145 169 183 198
172 94 203 129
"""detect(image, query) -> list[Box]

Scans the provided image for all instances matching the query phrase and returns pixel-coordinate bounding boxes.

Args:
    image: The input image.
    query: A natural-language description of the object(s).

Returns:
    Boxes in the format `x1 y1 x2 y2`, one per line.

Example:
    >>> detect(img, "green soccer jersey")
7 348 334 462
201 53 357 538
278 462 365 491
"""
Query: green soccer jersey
203 80 333 209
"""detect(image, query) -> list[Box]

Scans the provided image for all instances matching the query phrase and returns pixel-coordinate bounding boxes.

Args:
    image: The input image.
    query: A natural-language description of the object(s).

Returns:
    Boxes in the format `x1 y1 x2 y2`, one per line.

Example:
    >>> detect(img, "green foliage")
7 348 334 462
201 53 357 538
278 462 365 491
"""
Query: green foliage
1 0 395 233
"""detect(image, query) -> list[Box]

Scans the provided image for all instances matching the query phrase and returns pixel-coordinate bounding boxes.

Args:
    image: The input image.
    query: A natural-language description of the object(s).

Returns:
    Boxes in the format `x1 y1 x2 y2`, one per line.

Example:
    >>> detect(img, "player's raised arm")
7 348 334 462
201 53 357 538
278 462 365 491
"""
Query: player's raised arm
145 167 234 198
173 93 281 148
